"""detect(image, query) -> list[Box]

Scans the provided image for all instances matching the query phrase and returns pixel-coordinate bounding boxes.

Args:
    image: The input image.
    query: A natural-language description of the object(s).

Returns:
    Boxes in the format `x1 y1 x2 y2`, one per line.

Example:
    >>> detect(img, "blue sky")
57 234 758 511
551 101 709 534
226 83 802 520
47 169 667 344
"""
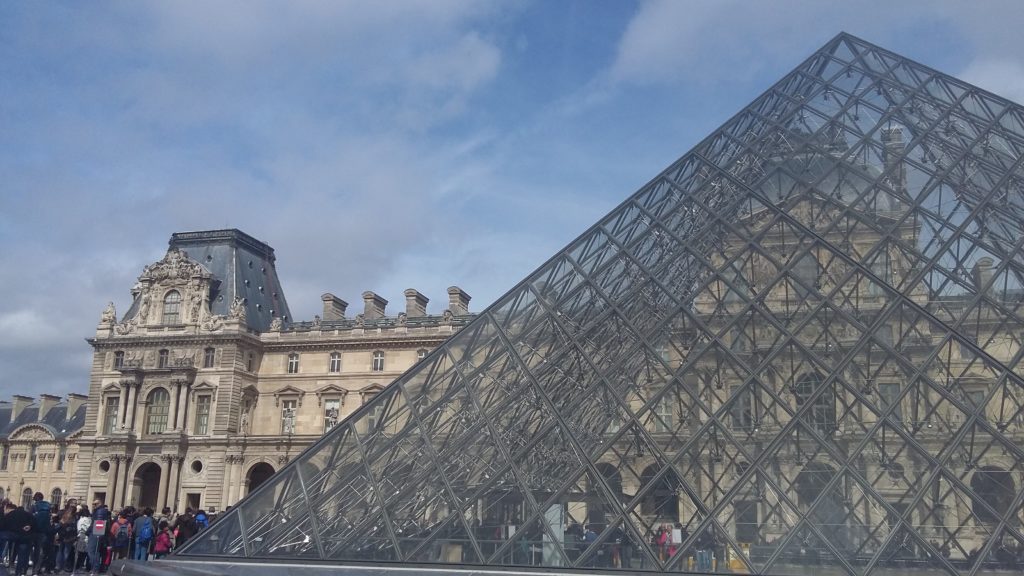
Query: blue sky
2 1 1024 397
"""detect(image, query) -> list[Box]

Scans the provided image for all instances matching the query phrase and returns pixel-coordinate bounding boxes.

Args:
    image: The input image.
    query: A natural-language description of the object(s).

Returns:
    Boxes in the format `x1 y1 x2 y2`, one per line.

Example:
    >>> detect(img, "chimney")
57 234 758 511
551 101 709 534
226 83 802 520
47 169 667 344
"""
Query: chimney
321 293 348 321
362 291 388 320
973 257 994 293
447 286 471 316
67 393 88 419
38 394 60 420
11 395 33 422
404 289 429 317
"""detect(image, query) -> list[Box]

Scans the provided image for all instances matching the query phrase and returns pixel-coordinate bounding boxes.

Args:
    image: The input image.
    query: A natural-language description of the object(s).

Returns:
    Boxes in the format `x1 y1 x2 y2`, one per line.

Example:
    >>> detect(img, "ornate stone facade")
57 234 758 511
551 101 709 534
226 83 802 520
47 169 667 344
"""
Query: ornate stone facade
74 229 474 513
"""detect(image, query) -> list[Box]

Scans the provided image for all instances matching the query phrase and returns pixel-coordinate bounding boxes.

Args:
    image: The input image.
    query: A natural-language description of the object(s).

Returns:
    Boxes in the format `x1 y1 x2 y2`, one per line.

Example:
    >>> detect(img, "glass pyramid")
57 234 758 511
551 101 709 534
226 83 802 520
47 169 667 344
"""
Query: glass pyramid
179 33 1024 575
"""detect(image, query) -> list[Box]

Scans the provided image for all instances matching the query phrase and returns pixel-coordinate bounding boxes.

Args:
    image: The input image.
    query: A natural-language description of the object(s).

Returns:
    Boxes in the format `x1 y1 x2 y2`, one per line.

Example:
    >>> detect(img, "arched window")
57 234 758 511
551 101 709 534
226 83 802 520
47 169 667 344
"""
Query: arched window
162 290 181 324
372 351 385 372
50 488 62 509
795 373 835 435
21 488 31 509
329 352 341 373
146 388 171 434
287 353 300 374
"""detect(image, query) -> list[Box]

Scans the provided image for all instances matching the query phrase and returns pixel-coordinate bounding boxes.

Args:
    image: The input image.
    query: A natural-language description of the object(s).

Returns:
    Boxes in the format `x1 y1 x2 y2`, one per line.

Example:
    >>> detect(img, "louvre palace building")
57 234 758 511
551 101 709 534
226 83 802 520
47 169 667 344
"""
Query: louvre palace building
0 228 477 517
99 33 1024 576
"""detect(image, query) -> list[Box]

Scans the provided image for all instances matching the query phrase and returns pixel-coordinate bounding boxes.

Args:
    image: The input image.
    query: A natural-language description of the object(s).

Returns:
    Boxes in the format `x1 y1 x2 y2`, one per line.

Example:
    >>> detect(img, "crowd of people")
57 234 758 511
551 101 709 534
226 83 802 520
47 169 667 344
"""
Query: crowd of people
0 494 217 576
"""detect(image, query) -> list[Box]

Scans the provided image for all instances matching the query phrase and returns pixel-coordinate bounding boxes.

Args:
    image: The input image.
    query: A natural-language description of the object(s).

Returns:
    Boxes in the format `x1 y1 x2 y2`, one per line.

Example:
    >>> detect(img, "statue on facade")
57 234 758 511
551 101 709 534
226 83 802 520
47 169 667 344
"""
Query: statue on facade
269 316 283 331
229 296 247 322
100 301 117 324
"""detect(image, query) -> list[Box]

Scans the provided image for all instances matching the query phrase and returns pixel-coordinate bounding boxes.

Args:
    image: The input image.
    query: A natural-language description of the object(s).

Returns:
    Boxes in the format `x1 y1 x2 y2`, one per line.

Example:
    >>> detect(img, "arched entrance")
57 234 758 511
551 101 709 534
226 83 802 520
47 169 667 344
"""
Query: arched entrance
639 465 680 522
972 466 1016 525
132 462 162 510
795 463 848 549
247 463 276 495
588 463 623 528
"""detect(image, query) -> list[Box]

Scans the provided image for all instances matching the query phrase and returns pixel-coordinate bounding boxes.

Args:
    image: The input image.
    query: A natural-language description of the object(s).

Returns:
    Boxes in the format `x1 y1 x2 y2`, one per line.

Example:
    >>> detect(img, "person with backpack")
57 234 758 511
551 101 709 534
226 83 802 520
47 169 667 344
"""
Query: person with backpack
194 509 209 531
73 507 91 575
28 492 51 576
131 508 155 561
172 509 196 549
152 521 172 559
108 513 131 562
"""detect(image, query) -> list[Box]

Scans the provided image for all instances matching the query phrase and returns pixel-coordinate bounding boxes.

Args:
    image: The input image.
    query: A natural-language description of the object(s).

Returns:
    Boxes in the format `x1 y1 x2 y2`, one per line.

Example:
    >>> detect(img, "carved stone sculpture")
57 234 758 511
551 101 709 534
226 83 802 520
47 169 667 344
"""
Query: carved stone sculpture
100 302 116 324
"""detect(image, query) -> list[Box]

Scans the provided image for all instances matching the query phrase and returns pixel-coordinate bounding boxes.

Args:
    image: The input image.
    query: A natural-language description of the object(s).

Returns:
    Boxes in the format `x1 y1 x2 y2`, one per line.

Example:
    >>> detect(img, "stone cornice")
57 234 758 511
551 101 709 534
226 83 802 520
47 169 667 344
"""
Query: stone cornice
260 334 450 353
88 331 262 349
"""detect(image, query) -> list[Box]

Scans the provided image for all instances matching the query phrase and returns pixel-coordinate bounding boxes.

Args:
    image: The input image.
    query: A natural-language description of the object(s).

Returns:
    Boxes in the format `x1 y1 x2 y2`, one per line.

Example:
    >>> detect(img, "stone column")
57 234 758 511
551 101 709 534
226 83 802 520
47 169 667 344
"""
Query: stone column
156 455 171 512
230 457 243 504
168 380 182 431
175 385 190 430
119 383 131 429
107 455 122 508
165 457 181 513
117 456 133 510
125 384 139 433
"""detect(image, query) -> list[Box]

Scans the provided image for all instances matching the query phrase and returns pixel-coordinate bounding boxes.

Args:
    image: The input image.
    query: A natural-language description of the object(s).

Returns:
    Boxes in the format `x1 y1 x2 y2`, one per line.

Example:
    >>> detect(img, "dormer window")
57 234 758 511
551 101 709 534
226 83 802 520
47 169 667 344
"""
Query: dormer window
162 290 181 324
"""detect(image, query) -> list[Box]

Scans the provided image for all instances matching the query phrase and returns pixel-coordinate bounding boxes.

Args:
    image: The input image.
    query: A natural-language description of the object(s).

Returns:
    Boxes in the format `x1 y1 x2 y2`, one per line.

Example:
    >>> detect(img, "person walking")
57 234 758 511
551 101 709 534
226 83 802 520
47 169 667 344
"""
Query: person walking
131 509 156 561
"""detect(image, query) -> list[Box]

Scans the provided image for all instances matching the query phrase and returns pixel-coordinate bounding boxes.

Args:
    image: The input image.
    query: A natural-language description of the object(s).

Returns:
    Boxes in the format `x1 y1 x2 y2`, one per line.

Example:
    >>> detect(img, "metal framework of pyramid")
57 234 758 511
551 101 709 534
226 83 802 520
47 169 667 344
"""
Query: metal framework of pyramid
178 33 1024 576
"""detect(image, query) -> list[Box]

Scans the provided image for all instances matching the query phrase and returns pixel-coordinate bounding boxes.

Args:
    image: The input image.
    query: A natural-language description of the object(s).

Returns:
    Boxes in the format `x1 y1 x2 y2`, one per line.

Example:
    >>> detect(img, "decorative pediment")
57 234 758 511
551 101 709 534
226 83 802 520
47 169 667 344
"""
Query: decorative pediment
140 247 210 284
315 385 348 406
10 425 55 442
192 381 217 392
272 385 305 407
101 382 124 394
359 384 385 398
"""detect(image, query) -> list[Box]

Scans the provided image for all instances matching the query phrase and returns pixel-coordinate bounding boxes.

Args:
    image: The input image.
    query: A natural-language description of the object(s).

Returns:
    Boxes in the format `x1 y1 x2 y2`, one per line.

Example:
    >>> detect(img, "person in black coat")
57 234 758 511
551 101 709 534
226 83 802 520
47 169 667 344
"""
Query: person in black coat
1 501 34 576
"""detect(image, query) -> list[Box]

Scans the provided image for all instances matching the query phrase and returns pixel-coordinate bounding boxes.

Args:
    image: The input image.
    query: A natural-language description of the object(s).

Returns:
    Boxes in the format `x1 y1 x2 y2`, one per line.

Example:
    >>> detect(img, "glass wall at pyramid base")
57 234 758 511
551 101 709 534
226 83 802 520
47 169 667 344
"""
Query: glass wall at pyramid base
175 33 1024 576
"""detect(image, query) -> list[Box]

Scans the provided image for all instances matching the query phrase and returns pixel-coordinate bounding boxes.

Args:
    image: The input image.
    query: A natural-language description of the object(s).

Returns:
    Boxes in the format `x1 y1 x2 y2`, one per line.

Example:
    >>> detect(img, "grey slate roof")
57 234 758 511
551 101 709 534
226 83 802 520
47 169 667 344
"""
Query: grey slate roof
0 401 86 440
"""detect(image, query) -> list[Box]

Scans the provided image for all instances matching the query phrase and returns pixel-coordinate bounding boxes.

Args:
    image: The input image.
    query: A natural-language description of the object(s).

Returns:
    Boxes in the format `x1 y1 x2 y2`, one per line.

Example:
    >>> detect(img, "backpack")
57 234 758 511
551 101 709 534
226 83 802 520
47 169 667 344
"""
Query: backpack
59 522 77 542
114 522 129 548
195 512 208 529
138 518 154 542
33 500 51 532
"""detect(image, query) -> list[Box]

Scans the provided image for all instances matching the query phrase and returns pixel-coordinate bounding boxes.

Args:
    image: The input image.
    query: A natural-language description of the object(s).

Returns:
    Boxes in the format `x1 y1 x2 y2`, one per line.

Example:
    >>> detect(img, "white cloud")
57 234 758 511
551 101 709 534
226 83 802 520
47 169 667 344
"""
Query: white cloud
0 310 62 348
960 60 1024 106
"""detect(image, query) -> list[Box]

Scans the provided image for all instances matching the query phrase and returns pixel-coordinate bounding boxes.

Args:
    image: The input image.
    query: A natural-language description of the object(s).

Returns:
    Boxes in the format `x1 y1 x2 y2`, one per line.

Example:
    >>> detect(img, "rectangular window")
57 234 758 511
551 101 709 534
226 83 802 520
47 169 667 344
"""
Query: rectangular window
652 396 673 433
731 385 756 431
281 399 297 434
878 383 902 422
113 351 124 369
246 352 254 372
103 396 120 435
203 348 215 368
195 395 211 435
0 445 8 471
27 445 37 472
329 353 342 374
158 349 169 368
323 398 341 433
372 351 385 372
364 393 382 429
287 354 300 374
57 445 66 472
